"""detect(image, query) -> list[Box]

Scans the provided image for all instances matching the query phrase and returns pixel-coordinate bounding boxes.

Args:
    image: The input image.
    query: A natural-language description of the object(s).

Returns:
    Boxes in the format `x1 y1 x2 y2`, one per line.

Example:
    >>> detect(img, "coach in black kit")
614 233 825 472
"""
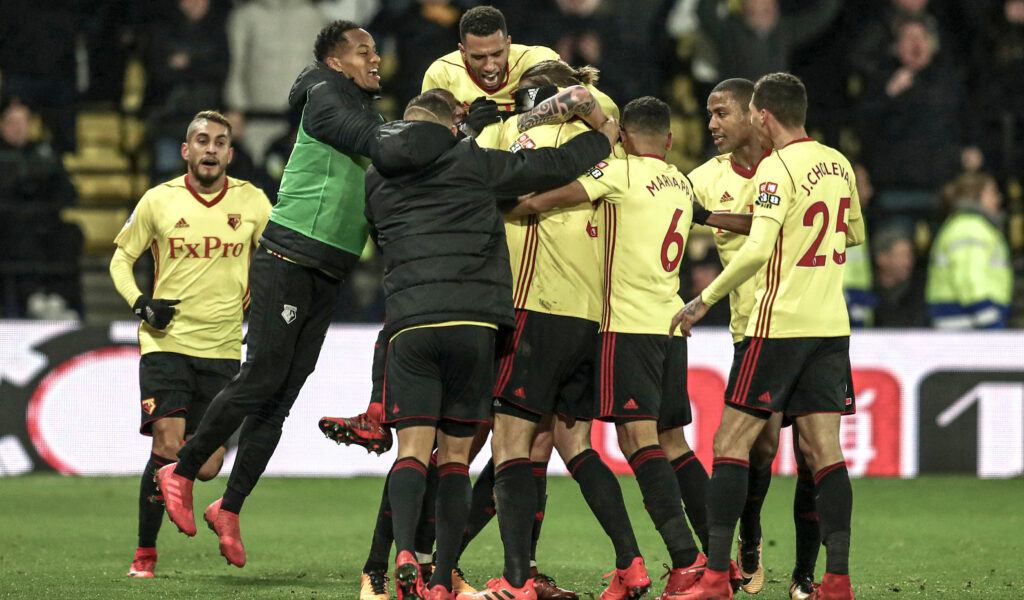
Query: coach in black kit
366 91 617 600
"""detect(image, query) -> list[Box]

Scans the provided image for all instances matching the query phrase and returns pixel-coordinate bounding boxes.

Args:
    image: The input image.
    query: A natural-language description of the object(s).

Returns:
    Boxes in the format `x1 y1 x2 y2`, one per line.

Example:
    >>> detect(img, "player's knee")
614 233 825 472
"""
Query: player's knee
657 428 690 459
553 425 589 461
712 427 749 459
795 433 841 473
749 431 779 470
150 436 183 460
615 420 656 457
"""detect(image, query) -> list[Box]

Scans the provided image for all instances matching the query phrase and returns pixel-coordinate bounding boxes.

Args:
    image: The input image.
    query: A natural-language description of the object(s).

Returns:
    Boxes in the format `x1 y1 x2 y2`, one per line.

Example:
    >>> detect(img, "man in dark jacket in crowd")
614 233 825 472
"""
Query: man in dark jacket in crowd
157 20 386 568
366 90 617 600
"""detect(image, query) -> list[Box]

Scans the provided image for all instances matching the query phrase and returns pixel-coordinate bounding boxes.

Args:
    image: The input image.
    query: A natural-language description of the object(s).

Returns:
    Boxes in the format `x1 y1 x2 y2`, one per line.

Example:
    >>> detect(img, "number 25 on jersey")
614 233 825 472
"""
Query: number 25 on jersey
797 197 850 268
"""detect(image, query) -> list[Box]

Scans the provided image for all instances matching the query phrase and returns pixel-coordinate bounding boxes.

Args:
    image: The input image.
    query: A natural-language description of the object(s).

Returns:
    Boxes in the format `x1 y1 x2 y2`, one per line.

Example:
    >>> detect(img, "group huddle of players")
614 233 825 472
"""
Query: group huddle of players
317 6 862 600
117 6 862 600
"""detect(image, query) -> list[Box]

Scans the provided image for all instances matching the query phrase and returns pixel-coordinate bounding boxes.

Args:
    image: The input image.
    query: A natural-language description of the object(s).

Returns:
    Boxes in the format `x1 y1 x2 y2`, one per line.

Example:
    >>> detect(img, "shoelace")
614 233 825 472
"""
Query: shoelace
659 563 673 581
368 571 388 594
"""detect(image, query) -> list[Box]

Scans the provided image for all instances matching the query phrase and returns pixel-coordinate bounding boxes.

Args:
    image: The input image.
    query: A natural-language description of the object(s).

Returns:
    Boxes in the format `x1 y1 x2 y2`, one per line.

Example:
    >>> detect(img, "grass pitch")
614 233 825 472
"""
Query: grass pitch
0 474 1020 599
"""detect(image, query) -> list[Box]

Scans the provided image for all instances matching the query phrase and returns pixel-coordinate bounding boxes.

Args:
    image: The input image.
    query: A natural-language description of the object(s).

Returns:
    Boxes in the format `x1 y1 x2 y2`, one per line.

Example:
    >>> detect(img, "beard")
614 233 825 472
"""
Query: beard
192 163 224 188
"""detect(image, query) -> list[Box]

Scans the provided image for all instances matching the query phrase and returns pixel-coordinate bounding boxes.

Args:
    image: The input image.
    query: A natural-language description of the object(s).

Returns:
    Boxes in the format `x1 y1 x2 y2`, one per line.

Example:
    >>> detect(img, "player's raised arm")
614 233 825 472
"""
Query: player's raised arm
515 85 607 133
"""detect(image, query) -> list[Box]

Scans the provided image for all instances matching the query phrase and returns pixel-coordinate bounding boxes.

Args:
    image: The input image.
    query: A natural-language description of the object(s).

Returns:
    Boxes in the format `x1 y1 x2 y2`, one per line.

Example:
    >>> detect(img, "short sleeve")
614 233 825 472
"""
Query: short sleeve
752 157 788 225
577 152 626 204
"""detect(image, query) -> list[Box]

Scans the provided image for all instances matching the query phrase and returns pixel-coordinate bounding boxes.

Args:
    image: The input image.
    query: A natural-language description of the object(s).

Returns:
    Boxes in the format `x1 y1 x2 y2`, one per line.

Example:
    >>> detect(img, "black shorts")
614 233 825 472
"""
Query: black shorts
492 310 598 421
382 325 495 435
596 332 691 426
725 336 855 418
138 351 239 436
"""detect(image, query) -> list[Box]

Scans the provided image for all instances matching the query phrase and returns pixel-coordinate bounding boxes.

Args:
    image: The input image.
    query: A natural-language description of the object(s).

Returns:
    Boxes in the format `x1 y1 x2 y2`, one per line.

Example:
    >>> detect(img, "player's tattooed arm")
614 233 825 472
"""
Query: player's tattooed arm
670 295 710 338
516 85 606 132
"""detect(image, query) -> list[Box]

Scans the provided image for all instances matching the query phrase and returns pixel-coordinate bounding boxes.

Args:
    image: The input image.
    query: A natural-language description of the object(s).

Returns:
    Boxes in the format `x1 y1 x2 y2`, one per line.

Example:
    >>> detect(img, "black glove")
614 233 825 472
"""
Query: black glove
691 200 712 226
133 295 180 329
461 97 502 136
513 84 559 114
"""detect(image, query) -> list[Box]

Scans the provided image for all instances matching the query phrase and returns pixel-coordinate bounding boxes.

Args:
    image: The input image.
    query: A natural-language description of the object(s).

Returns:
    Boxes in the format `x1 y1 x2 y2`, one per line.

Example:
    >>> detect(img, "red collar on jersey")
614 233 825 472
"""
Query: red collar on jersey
780 137 815 149
463 61 510 96
637 153 666 161
184 174 229 207
729 147 772 179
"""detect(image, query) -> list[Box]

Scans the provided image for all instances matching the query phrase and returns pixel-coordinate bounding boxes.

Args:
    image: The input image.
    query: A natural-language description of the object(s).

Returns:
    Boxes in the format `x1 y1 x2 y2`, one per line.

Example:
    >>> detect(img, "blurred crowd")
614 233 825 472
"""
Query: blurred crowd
0 0 1020 327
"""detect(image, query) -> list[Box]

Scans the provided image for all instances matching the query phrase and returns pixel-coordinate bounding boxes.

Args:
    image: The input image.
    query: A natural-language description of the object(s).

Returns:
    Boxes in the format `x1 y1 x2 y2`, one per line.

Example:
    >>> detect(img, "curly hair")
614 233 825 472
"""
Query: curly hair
459 6 507 41
314 20 361 62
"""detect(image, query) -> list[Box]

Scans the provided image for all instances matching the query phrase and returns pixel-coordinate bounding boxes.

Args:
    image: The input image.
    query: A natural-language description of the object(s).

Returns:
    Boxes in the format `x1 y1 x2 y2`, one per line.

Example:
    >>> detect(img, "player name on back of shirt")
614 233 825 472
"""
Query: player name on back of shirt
800 160 852 195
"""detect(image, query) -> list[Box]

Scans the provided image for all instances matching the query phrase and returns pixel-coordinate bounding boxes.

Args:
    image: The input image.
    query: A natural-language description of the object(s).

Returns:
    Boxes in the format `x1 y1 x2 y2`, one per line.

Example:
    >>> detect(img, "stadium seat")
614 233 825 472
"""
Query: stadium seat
61 206 129 255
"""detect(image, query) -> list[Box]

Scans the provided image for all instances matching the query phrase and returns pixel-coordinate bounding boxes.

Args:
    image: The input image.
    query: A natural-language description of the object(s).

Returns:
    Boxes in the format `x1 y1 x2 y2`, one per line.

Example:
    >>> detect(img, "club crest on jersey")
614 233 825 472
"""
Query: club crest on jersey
588 161 608 179
756 181 780 208
509 133 536 153
141 397 156 415
281 304 297 324
227 214 241 230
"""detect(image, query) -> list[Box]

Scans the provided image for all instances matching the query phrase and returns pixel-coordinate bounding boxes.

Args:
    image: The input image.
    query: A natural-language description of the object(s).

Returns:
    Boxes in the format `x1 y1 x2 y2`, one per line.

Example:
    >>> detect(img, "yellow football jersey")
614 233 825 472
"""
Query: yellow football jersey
113 175 272 359
579 153 696 335
744 139 862 338
498 119 603 322
688 151 768 342
422 44 561 112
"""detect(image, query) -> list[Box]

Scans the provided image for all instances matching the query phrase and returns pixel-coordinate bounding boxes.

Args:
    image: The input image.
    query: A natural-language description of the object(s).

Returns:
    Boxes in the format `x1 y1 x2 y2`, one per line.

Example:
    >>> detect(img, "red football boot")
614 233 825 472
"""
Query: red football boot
808 574 854 600
156 464 196 536
657 553 706 599
669 567 732 600
395 550 427 600
210 503 246 568
728 561 743 592
126 546 157 578
600 556 652 600
424 584 455 600
318 412 393 455
458 577 537 600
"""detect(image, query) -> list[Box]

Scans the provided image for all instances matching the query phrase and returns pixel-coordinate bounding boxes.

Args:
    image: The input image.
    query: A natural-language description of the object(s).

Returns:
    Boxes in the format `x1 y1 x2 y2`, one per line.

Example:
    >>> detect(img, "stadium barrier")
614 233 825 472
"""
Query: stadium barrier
0 321 1020 478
